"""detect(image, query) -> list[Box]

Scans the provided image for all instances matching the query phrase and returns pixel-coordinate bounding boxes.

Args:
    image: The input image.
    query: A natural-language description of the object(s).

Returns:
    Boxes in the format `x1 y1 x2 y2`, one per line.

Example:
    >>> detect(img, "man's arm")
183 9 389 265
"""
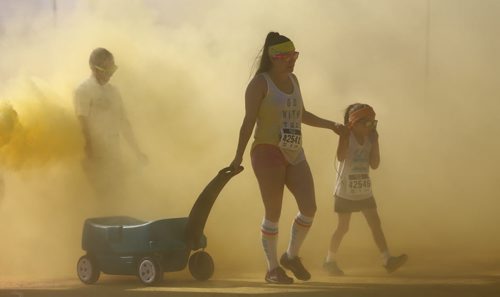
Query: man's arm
77 115 93 158
121 115 146 162
116 93 147 163
74 88 92 158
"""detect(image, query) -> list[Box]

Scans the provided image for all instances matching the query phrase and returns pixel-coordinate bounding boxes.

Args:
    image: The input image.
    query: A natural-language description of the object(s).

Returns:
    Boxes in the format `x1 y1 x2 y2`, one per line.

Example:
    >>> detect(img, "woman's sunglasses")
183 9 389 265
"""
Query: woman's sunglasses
272 51 299 62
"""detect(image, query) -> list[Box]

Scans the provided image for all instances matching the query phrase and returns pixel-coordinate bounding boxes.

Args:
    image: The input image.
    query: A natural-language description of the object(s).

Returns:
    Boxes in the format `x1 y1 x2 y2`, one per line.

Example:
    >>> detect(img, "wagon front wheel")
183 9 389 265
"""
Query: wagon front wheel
77 255 100 284
137 257 163 285
189 251 214 281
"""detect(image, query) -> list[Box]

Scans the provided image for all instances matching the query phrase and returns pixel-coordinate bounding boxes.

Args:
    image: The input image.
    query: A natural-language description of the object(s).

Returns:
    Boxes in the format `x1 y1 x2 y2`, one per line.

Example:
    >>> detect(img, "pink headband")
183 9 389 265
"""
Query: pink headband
348 106 376 127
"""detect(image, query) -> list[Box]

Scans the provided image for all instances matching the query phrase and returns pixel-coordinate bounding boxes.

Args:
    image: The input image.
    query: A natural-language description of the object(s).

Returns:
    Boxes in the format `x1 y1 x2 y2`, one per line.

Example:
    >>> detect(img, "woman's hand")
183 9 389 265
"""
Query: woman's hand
230 155 243 170
337 123 350 138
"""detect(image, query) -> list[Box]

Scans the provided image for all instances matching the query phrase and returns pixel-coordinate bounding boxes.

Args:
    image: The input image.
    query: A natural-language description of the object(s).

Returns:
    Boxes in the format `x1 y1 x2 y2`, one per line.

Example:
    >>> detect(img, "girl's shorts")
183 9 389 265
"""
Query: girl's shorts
334 196 377 213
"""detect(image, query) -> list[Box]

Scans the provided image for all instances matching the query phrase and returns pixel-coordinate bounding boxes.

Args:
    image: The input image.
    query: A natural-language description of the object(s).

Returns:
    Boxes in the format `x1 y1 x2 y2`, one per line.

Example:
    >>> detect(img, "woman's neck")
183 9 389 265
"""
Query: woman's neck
268 68 289 82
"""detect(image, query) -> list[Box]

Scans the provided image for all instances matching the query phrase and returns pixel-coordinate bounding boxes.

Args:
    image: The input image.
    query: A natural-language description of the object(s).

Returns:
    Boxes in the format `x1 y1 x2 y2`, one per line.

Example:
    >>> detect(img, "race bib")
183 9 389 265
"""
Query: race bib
348 174 371 195
279 128 302 151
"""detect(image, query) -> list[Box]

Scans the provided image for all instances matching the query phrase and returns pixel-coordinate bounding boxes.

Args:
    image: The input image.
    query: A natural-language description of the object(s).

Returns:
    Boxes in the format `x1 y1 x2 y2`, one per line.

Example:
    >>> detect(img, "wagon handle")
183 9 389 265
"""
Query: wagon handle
219 166 244 176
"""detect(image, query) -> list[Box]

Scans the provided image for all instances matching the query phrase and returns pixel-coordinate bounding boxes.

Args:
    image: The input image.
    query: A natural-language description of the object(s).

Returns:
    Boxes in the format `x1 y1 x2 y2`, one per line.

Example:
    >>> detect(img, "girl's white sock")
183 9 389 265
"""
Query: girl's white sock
381 250 391 265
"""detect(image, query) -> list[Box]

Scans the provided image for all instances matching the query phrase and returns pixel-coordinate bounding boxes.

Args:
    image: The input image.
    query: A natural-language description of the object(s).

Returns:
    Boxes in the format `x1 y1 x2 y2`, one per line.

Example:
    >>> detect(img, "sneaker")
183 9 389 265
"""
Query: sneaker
280 253 311 281
323 261 344 276
265 266 294 284
384 254 408 273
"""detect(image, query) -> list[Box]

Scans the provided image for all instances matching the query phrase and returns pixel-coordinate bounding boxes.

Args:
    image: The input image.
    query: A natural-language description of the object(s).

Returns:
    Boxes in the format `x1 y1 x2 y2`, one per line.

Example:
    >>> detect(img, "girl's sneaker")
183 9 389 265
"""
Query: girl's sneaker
384 254 408 273
323 261 344 276
280 253 311 281
265 266 294 284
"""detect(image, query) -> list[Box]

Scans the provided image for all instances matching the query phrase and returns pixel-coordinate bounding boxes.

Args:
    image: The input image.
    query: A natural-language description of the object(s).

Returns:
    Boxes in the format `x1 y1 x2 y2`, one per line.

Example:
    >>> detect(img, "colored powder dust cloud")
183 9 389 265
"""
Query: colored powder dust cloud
0 0 499 280
0 79 83 170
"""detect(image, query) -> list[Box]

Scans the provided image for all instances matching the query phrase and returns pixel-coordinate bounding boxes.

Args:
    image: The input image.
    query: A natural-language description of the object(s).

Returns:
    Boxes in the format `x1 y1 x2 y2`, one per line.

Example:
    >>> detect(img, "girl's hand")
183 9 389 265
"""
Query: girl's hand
370 129 379 143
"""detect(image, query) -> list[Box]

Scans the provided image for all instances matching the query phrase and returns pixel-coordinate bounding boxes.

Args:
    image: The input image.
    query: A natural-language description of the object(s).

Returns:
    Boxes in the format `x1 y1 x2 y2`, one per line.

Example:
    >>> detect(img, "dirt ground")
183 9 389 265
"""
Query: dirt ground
1 269 499 297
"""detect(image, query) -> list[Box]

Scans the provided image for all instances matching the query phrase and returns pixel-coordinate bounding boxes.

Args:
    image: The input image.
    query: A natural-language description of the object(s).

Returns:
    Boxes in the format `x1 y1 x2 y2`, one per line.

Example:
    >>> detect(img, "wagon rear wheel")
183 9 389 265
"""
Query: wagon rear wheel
77 255 100 284
189 251 214 281
137 256 163 285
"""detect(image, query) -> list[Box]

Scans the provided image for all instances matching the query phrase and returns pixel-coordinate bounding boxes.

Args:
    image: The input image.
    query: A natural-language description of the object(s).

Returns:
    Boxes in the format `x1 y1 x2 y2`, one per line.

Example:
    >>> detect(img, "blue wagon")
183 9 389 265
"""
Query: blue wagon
77 166 243 285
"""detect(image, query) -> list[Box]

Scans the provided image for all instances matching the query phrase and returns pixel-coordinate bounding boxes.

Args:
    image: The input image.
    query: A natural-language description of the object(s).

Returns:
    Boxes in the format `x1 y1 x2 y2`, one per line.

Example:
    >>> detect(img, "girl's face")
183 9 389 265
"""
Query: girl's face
351 114 377 136
271 51 299 73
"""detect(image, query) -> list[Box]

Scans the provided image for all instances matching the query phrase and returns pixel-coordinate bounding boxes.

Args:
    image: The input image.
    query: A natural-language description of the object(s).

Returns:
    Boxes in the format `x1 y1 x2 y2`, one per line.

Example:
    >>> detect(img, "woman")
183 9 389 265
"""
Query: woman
230 32 344 284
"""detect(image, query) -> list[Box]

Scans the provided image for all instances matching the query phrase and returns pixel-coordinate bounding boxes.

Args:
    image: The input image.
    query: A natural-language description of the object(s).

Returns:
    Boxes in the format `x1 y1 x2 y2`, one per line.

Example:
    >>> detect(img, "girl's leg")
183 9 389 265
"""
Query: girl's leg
362 208 408 272
327 212 352 262
361 208 388 254
323 212 351 275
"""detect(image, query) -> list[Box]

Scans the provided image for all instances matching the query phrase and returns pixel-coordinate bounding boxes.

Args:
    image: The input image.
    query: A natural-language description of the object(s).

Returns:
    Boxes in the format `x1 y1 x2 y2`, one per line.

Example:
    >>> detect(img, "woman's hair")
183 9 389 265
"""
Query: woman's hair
254 32 291 76
89 47 114 67
344 103 372 125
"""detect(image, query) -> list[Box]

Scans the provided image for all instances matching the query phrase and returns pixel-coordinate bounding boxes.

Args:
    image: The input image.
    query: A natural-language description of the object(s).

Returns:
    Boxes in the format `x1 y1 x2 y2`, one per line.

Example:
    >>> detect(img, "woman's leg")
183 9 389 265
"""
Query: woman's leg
285 160 316 217
284 160 316 258
252 146 287 273
279 160 316 280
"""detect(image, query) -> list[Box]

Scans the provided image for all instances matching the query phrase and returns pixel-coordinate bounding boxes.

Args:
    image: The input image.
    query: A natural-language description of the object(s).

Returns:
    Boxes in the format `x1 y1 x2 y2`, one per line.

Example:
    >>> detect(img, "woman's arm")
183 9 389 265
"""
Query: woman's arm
230 76 266 168
302 108 344 135
290 74 344 135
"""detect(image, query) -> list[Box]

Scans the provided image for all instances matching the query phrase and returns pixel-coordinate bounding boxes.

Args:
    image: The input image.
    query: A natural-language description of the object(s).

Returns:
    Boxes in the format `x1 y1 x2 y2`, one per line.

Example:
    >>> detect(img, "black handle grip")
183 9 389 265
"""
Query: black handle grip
219 166 244 175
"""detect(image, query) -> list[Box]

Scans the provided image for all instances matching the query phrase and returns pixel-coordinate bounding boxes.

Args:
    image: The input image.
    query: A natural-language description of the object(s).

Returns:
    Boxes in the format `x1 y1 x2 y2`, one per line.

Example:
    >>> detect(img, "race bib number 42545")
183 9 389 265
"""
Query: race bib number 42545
279 128 302 151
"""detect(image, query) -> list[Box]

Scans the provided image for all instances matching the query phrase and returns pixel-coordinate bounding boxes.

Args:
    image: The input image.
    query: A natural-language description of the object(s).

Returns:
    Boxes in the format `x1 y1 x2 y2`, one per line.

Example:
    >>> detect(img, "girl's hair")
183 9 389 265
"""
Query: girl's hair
254 32 291 76
344 103 372 125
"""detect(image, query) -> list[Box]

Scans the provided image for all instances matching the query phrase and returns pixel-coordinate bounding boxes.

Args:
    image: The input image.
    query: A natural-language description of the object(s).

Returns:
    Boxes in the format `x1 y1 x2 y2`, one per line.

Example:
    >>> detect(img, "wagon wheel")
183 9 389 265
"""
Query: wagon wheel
189 251 214 281
137 256 163 285
77 255 100 284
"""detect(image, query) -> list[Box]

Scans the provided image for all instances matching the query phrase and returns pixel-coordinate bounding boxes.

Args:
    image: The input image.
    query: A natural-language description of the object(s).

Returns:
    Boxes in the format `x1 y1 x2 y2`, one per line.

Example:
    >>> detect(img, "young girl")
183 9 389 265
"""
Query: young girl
324 103 407 275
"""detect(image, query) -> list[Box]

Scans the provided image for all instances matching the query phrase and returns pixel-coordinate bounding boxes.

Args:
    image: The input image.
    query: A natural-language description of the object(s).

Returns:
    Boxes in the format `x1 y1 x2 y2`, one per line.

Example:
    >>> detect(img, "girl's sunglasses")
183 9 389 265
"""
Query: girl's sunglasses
364 119 378 128
272 51 299 62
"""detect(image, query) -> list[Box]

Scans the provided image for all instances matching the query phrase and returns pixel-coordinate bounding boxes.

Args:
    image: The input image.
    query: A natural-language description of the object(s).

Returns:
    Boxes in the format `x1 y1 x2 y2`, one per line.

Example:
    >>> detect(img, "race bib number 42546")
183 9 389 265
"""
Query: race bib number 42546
348 174 371 195
279 128 302 151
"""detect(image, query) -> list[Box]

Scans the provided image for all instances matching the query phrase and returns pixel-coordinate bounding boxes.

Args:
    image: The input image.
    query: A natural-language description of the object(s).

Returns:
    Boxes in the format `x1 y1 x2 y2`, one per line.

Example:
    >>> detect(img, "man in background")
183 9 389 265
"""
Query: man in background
74 47 147 198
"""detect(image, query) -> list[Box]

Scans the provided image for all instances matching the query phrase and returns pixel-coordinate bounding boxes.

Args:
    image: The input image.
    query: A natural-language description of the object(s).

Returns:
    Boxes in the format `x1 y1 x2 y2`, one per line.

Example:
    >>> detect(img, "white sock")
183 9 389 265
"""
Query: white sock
286 212 314 259
261 218 279 271
381 250 391 266
326 250 337 263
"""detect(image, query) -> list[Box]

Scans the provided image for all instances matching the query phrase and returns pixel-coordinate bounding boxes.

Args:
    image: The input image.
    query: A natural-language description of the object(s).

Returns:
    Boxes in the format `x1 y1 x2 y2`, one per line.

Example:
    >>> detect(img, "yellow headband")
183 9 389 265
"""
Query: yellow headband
268 41 295 56
348 106 376 127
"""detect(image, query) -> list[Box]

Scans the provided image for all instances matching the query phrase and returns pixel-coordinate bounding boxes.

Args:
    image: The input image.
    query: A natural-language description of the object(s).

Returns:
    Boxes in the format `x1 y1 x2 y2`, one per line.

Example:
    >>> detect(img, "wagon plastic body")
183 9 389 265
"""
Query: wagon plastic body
77 166 243 285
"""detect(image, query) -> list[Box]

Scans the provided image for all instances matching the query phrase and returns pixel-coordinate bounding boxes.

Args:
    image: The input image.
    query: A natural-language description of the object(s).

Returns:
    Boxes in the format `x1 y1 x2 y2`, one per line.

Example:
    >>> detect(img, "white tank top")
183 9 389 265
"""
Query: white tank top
335 132 373 200
252 73 305 164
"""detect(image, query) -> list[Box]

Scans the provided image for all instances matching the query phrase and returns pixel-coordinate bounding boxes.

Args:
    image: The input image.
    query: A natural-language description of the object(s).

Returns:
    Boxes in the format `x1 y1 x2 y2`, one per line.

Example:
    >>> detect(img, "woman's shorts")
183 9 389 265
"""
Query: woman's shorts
251 144 288 168
251 144 306 169
334 196 377 213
